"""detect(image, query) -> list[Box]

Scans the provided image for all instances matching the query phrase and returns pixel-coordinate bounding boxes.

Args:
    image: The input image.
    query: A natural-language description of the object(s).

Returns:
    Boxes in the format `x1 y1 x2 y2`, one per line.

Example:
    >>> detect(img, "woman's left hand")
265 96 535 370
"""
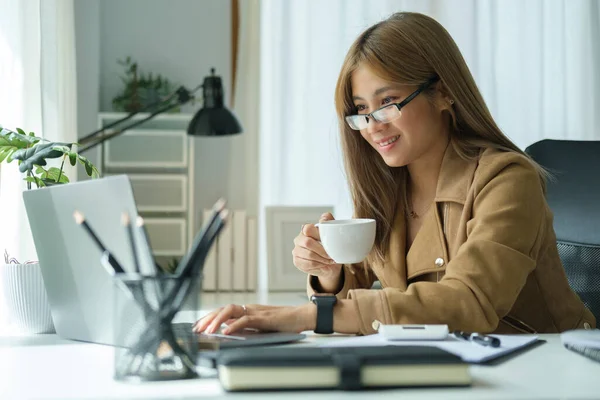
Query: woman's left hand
193 303 316 335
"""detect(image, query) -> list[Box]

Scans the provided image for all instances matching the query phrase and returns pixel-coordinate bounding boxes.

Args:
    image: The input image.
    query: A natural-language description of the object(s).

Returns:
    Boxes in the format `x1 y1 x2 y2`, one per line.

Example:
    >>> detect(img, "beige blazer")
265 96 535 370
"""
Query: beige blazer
309 144 596 335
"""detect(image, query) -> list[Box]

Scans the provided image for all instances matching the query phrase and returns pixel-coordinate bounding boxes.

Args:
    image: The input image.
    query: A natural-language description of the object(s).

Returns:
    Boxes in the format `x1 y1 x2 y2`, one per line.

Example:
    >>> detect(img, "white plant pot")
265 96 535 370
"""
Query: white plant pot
0 263 55 334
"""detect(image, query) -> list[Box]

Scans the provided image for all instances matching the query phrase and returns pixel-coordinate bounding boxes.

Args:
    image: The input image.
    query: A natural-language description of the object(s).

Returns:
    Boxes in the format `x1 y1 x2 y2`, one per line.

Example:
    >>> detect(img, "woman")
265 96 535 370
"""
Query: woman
194 12 595 336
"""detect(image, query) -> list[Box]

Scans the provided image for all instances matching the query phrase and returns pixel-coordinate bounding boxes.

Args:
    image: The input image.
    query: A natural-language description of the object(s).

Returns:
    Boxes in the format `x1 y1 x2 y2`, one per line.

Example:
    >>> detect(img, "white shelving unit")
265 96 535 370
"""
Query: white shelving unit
96 112 195 269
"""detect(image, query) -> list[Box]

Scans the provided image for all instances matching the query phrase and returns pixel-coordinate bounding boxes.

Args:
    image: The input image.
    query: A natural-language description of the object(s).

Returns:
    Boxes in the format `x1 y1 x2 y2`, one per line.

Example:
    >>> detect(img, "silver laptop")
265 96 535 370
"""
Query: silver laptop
23 175 146 346
23 175 306 350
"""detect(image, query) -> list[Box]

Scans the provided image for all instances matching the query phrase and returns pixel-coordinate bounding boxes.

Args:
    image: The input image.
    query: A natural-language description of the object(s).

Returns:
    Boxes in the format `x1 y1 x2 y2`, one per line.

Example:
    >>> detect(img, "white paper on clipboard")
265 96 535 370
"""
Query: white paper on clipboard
320 333 539 363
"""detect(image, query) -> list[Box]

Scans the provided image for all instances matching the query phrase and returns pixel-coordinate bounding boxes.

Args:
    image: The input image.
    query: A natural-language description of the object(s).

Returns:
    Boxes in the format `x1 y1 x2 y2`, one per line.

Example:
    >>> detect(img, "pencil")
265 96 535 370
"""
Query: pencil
136 215 164 301
73 210 104 252
135 216 161 275
73 210 125 274
162 208 229 317
98 251 134 300
131 207 230 360
122 212 140 274
174 198 226 277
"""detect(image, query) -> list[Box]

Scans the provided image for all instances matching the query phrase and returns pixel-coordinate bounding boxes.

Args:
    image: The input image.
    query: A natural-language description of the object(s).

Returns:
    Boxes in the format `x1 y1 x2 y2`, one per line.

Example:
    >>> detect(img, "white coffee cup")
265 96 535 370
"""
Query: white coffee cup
316 219 376 264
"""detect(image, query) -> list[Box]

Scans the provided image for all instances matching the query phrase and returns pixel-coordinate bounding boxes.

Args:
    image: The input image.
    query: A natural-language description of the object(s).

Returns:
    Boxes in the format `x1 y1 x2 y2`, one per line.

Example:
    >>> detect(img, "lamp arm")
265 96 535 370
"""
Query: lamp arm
78 86 201 154
78 90 181 145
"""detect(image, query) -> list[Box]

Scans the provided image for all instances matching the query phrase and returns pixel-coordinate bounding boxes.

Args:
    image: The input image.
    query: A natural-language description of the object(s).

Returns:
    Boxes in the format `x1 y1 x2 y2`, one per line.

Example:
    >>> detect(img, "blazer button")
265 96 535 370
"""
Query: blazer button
372 319 381 331
434 258 445 267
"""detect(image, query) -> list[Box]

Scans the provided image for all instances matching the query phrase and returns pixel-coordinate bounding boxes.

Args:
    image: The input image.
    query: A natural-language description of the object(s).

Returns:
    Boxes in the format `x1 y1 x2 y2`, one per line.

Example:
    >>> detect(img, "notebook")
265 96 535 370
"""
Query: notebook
561 329 600 363
217 345 471 391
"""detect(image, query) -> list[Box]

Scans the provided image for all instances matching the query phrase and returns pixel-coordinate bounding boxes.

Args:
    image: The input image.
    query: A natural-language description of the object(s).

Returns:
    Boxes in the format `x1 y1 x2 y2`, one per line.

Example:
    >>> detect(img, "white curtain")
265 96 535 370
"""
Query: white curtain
0 0 77 327
259 0 600 290
231 0 260 217
0 0 43 265
40 1 79 153
232 0 264 291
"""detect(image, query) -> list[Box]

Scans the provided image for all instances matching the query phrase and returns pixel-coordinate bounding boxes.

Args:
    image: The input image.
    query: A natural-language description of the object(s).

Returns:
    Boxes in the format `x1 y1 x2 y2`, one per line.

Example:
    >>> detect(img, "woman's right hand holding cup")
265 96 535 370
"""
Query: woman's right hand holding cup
292 213 342 284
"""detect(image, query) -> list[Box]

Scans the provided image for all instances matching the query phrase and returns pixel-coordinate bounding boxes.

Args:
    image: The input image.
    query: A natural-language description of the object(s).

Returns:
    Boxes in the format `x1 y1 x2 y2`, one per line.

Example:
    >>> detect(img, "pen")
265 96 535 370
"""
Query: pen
453 331 501 348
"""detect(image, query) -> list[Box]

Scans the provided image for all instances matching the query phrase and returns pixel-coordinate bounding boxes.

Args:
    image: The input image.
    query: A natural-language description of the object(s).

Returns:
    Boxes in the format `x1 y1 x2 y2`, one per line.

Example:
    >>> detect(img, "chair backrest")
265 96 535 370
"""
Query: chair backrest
525 139 600 321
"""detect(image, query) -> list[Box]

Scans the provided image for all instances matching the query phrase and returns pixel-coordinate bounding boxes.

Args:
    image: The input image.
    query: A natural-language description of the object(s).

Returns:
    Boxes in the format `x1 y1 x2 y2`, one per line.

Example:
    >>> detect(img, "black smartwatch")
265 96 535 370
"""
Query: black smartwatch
310 294 337 334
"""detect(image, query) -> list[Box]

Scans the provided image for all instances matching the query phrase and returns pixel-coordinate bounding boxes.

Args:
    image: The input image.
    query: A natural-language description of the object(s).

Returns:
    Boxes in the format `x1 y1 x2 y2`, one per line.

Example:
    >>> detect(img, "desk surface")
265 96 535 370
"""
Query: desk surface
1 292 599 399
1 331 599 399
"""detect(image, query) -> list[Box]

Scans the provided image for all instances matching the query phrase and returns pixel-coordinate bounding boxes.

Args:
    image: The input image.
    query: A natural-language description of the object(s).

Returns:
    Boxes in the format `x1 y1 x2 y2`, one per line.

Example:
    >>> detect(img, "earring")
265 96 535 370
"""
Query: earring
449 99 455 105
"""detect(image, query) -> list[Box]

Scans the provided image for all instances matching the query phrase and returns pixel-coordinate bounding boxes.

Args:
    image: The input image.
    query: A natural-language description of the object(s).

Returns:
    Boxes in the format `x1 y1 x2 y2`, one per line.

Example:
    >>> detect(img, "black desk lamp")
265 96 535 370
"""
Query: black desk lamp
78 68 242 153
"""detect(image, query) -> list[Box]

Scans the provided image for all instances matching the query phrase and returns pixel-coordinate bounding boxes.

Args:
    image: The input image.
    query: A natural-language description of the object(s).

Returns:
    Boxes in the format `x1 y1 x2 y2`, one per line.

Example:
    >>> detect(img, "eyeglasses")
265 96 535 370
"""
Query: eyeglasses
345 76 440 131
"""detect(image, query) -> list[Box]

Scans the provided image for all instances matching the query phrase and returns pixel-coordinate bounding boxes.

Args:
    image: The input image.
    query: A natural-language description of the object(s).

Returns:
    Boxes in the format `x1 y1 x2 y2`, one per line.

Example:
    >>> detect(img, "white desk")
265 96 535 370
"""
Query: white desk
1 293 599 399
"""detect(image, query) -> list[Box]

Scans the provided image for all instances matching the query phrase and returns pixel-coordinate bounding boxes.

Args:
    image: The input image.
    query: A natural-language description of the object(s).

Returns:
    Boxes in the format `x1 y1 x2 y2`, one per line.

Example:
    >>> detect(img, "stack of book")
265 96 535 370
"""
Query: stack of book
201 209 257 292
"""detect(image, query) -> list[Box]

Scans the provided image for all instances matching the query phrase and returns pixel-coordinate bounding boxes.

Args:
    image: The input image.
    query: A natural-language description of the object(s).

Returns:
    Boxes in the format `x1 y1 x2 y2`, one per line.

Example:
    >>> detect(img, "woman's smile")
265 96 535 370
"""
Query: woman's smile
374 135 400 152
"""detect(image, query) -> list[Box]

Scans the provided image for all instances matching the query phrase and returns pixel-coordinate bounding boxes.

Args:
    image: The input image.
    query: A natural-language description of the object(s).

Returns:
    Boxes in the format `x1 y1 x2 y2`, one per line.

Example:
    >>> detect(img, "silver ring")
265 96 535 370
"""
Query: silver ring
241 304 247 316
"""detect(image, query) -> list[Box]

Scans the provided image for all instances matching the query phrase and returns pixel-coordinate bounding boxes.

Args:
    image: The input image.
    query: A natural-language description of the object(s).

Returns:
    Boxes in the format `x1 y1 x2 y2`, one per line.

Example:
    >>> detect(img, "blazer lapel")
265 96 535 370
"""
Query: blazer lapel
374 201 408 291
405 205 450 281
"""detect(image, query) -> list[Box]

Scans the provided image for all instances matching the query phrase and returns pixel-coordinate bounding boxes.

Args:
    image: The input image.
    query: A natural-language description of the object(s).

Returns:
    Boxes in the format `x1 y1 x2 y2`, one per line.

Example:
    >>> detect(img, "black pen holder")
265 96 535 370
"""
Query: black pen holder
112 275 200 382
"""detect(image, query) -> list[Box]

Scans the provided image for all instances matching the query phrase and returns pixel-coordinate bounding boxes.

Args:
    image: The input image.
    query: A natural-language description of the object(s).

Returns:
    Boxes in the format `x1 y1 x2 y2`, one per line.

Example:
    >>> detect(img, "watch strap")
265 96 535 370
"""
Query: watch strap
312 295 336 334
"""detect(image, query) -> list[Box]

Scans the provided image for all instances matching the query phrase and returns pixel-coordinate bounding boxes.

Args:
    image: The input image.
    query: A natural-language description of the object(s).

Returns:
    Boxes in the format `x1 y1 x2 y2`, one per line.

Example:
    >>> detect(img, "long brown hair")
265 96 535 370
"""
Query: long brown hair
334 12 547 265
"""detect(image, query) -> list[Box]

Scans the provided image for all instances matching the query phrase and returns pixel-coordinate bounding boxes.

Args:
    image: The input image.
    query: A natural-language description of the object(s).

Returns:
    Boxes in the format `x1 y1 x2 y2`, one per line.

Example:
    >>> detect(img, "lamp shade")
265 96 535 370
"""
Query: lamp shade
187 68 242 136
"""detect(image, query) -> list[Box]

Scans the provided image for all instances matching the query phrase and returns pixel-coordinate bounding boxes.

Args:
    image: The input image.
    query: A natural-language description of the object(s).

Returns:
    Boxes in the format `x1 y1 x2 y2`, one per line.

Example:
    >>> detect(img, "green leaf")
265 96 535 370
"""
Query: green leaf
23 176 45 187
11 142 67 173
0 128 39 149
68 152 77 166
37 166 50 180
46 167 69 183
0 147 9 163
85 160 93 176
29 132 35 137
16 128 26 136
6 149 17 162
51 145 71 154
77 155 99 178
0 146 19 163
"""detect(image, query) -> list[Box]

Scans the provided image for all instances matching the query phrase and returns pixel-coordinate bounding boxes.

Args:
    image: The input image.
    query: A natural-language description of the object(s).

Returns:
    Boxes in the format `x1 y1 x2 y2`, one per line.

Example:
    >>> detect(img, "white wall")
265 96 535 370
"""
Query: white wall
75 0 252 228
98 0 231 113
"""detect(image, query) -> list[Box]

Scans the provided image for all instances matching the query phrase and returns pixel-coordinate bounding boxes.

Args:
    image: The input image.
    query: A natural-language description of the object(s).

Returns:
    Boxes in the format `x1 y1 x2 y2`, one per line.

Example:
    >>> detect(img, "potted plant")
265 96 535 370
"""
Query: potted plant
0 126 99 334
112 56 180 113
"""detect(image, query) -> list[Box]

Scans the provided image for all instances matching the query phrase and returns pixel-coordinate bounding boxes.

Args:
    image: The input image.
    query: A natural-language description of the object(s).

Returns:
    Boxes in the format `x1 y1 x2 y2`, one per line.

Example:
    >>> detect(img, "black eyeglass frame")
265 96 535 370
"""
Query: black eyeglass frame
345 75 440 130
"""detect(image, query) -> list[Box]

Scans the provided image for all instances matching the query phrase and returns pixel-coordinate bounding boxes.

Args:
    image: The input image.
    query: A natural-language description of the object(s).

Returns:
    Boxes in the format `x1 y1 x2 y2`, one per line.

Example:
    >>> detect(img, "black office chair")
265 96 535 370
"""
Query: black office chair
525 139 600 321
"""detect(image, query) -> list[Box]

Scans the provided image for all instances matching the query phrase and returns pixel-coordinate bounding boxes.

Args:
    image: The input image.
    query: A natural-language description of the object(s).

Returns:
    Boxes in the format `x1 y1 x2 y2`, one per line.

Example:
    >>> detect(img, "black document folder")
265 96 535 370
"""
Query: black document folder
217 345 471 391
